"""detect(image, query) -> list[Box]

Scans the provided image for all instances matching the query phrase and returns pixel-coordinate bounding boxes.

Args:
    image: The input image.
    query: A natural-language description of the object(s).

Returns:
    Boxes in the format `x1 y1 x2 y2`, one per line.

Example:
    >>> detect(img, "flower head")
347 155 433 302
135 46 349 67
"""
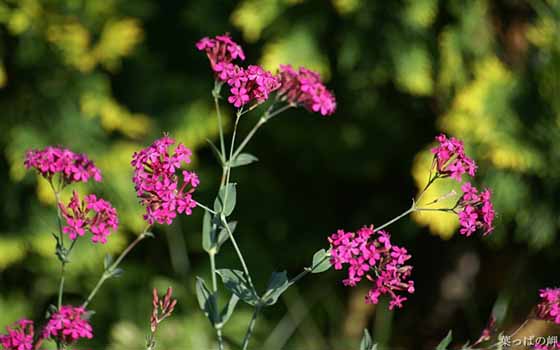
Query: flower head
431 134 477 181
196 33 245 73
276 65 336 116
329 225 414 309
131 135 199 225
42 306 93 344
216 64 280 108
24 146 102 184
150 287 177 333
59 191 119 244
536 288 560 325
0 319 34 350
457 183 495 236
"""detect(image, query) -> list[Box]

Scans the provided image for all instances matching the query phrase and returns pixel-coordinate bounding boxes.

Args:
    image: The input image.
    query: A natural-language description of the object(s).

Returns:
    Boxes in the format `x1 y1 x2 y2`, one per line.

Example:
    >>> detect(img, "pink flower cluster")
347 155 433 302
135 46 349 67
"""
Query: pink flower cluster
196 33 245 71
535 344 560 350
329 225 414 310
277 64 336 116
217 64 280 108
0 319 34 350
536 288 560 325
131 135 199 225
42 305 93 344
431 134 477 181
197 34 336 115
24 146 102 184
457 182 495 236
59 191 119 244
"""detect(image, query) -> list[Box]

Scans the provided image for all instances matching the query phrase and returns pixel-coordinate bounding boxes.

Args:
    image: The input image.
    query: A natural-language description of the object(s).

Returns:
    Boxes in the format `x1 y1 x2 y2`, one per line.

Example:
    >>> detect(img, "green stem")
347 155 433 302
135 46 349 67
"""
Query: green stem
373 206 415 233
221 216 254 289
195 200 217 215
213 80 226 159
287 254 331 288
57 264 65 309
82 227 150 308
241 306 261 350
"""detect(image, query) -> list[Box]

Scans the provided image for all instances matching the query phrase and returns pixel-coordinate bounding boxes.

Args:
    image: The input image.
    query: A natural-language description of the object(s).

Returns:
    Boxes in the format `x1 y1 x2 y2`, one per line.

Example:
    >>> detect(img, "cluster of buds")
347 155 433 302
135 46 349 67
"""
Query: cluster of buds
150 287 177 333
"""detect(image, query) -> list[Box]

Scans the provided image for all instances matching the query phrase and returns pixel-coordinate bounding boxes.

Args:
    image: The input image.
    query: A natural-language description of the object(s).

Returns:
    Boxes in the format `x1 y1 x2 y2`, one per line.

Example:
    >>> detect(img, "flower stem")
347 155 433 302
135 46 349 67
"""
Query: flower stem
57 264 66 309
213 80 226 159
373 206 415 233
221 216 255 289
287 254 331 288
241 306 261 350
82 226 151 308
195 200 217 215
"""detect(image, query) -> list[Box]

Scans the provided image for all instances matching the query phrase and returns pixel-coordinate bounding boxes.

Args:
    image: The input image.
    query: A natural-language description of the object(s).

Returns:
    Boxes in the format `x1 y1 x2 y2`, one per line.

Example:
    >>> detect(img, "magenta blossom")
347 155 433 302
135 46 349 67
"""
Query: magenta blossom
196 33 245 73
42 306 93 344
277 64 336 116
457 182 495 236
536 288 560 325
0 319 34 350
329 225 414 310
59 191 119 244
131 135 199 225
24 146 102 185
216 64 280 108
430 134 477 181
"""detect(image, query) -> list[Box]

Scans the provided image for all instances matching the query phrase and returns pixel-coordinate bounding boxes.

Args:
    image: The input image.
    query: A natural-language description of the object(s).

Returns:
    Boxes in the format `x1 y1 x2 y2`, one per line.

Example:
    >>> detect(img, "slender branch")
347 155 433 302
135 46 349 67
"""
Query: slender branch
195 200 217 215
221 216 254 289
82 226 151 308
241 306 261 350
373 206 415 233
213 80 226 159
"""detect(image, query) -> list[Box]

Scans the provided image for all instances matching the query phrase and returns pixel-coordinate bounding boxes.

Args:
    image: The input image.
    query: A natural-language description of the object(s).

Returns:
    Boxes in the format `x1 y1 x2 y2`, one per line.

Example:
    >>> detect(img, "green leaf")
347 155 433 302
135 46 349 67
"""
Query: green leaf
220 294 239 325
230 153 258 168
360 329 377 350
436 331 453 350
217 221 237 249
311 248 331 274
202 211 214 252
206 139 224 164
103 254 113 270
214 183 237 217
109 267 124 278
217 269 259 305
262 271 289 306
195 277 219 325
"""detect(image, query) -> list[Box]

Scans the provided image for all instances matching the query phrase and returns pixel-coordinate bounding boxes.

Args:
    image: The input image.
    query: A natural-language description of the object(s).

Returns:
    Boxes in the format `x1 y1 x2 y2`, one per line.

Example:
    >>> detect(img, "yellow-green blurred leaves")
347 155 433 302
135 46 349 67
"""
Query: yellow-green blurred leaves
439 56 543 173
411 149 460 239
173 100 225 150
403 0 437 29
393 43 433 96
81 92 151 138
93 18 144 71
260 28 330 80
232 0 285 42
0 0 41 35
47 18 143 73
438 28 466 91
0 235 26 270
332 0 363 15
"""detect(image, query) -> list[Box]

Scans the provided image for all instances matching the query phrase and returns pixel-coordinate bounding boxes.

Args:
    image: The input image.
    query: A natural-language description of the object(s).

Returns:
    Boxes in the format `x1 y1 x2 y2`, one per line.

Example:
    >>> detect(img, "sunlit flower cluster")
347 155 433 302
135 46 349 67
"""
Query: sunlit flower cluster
0 319 34 350
219 64 280 108
431 134 477 181
59 191 119 244
131 135 199 225
42 305 93 344
24 146 102 184
536 288 560 325
457 182 495 236
277 64 336 116
197 34 336 115
329 225 414 310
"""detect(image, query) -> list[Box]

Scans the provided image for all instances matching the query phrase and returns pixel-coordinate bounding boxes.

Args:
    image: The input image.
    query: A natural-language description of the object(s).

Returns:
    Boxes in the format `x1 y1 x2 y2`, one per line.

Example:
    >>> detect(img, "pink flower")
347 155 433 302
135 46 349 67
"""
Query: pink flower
536 288 560 325
59 191 119 244
24 146 102 185
457 183 495 236
0 319 34 350
329 225 414 309
42 306 93 344
217 64 280 108
196 33 245 73
430 134 477 181
131 135 199 225
276 65 336 116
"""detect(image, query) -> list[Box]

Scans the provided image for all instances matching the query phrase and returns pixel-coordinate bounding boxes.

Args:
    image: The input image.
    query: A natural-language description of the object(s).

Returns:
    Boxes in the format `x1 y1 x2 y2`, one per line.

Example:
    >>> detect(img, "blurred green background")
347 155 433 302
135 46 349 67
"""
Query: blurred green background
0 0 559 349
